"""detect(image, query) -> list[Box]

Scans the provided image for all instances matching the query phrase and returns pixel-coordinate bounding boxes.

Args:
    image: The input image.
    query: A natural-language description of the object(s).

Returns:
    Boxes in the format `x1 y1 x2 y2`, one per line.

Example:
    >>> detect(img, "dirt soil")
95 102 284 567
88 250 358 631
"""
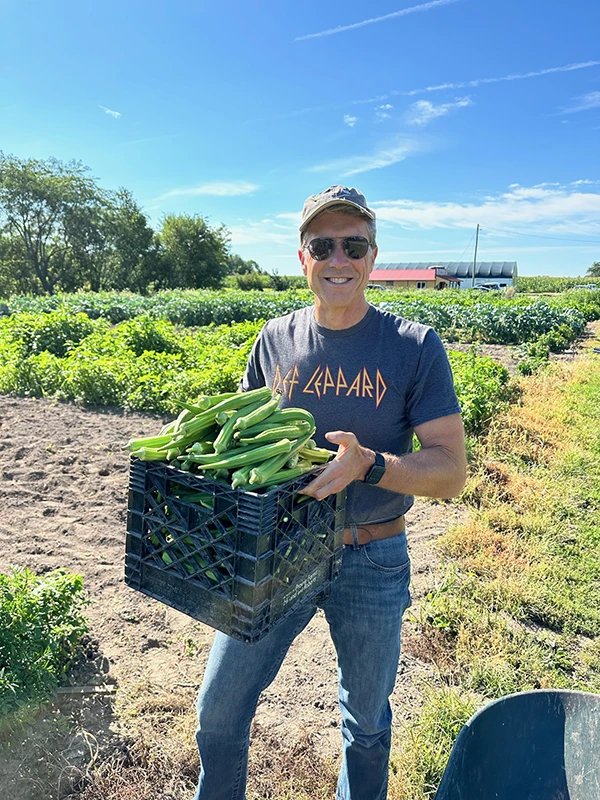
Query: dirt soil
0 337 584 799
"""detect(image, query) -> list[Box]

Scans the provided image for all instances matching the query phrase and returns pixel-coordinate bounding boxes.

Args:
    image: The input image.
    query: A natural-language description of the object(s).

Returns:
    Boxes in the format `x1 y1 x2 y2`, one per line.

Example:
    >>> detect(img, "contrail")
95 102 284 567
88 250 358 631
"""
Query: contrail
401 60 600 96
296 0 459 41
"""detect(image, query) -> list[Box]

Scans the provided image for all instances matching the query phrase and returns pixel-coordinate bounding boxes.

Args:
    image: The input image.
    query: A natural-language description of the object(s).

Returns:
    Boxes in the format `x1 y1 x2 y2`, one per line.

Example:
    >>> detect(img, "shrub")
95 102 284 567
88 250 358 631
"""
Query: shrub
116 315 183 357
448 349 514 436
0 568 88 715
1 311 99 357
235 273 268 291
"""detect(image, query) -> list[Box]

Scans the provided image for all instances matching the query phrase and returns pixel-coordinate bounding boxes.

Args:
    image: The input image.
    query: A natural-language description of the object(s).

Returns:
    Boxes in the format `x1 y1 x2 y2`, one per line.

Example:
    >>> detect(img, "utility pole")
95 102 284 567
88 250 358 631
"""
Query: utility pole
471 224 480 288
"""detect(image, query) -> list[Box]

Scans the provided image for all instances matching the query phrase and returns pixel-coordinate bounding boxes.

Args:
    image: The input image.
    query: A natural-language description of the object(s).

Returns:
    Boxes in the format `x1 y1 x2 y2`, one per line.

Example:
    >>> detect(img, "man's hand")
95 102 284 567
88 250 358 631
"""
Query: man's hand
298 413 467 502
298 431 374 501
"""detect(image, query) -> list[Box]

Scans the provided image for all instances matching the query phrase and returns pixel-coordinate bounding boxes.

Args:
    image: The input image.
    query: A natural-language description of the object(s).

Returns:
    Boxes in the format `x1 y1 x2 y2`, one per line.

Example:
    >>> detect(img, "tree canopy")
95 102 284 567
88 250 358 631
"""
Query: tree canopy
0 153 257 296
157 214 229 290
587 261 600 278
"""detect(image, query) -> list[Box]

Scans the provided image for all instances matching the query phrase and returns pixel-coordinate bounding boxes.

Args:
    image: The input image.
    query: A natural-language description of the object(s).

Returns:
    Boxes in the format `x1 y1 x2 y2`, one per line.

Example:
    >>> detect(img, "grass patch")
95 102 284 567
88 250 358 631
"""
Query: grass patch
440 357 600 640
396 334 600 797
68 688 338 800
247 725 338 800
388 686 478 800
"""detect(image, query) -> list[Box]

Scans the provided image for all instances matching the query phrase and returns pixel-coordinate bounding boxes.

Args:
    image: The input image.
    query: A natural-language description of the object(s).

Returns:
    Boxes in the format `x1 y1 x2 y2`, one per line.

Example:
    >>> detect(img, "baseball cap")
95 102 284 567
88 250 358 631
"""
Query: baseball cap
299 185 375 233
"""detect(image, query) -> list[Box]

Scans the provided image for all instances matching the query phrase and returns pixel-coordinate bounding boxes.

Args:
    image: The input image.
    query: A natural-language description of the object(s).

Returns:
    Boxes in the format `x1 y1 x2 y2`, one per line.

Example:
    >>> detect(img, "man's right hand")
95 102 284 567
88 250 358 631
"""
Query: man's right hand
298 430 374 500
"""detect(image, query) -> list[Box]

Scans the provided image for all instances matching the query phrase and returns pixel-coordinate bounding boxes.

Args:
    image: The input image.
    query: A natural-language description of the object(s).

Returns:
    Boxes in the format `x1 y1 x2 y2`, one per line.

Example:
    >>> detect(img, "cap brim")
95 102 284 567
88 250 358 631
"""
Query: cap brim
299 199 375 232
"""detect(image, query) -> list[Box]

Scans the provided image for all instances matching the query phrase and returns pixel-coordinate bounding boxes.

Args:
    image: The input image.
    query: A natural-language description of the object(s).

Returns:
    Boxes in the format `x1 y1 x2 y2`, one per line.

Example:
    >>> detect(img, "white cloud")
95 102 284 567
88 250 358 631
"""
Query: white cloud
296 0 459 40
275 212 302 224
256 60 600 126
344 114 358 127
228 219 298 247
99 105 121 118
563 91 600 113
404 96 472 125
401 60 600 97
375 103 394 121
308 136 423 176
156 182 259 200
571 179 596 185
371 184 600 236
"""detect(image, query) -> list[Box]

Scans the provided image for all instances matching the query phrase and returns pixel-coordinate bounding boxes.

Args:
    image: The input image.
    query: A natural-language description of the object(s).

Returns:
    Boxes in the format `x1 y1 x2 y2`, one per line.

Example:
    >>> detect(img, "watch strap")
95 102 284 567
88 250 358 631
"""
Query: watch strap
363 451 386 485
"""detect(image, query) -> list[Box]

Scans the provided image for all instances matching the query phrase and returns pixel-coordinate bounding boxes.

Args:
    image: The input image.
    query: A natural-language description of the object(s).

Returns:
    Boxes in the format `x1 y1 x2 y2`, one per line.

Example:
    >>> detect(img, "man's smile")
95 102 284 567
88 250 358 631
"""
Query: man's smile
324 276 353 283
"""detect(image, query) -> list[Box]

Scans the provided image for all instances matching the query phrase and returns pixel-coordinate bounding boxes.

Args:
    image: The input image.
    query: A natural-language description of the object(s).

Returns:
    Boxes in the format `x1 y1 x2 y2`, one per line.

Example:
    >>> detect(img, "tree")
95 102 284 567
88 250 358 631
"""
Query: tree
226 253 263 275
102 188 159 292
157 214 229 289
587 261 600 278
0 235 31 297
0 153 107 294
269 269 295 291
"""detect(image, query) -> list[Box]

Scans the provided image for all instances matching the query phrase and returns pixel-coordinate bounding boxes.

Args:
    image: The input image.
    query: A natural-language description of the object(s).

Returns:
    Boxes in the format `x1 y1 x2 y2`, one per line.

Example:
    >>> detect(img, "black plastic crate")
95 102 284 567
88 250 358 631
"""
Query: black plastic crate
125 459 346 643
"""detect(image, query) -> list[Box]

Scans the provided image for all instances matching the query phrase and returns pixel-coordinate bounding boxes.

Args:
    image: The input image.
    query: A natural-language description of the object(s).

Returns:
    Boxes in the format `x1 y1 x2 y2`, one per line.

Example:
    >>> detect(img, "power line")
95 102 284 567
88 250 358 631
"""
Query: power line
484 226 600 245
455 230 476 263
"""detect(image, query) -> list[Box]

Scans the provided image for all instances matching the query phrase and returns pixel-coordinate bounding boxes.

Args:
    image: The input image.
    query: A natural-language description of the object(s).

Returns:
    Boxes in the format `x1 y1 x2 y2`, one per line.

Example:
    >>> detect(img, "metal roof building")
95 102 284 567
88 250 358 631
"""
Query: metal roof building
375 262 517 287
369 268 461 289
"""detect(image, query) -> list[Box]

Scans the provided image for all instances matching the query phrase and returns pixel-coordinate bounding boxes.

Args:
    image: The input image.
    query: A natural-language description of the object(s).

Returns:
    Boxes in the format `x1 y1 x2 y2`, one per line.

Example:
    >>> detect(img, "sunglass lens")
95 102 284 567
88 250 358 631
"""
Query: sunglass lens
343 237 369 259
308 238 334 261
307 236 369 260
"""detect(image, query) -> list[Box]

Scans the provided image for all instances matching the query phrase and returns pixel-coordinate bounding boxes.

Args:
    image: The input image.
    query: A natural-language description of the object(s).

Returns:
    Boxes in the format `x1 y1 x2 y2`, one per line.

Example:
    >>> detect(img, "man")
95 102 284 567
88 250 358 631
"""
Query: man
193 185 467 800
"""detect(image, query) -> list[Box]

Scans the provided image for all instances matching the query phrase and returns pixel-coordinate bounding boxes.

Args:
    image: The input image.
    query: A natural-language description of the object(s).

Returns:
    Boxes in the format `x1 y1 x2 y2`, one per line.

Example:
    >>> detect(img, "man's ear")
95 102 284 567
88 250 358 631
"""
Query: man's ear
298 248 307 275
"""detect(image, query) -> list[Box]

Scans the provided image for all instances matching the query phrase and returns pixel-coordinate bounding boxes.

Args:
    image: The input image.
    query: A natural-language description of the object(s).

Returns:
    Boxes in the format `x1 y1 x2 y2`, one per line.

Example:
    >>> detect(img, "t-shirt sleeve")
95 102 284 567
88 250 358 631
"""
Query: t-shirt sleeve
405 328 461 428
239 326 268 392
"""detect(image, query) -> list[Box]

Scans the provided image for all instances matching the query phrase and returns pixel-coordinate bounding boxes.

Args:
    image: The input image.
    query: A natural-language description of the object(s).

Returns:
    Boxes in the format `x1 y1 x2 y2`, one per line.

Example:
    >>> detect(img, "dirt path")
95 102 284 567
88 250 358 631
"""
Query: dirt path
0 395 461 798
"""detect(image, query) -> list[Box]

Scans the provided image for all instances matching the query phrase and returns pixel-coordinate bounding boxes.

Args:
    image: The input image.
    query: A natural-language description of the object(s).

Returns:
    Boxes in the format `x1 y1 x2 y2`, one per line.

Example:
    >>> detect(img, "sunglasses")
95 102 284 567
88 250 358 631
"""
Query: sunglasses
305 236 371 261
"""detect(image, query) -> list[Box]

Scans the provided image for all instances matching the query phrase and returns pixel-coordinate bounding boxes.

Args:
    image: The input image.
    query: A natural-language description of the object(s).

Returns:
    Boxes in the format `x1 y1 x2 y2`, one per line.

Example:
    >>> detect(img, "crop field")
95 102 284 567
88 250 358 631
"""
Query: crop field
1 287 598 419
0 287 599 799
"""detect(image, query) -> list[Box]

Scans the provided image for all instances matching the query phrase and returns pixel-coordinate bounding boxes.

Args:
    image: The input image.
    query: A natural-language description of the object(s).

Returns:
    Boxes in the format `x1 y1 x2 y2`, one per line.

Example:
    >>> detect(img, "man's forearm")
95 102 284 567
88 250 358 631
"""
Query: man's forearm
363 445 467 500
299 416 467 502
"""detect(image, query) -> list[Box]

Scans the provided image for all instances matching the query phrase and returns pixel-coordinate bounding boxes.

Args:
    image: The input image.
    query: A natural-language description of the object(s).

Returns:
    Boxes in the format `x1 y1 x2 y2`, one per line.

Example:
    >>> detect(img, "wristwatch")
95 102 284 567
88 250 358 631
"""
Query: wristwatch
363 451 386 485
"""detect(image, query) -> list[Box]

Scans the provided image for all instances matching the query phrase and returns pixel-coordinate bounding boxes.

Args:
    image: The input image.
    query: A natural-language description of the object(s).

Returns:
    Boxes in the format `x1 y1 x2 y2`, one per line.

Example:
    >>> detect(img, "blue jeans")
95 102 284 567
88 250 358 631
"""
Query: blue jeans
192 531 411 800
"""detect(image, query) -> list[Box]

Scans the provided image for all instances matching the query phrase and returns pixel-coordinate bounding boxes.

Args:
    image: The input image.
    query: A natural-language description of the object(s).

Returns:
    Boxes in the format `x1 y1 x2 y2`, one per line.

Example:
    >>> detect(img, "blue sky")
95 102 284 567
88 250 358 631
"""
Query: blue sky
1 0 599 277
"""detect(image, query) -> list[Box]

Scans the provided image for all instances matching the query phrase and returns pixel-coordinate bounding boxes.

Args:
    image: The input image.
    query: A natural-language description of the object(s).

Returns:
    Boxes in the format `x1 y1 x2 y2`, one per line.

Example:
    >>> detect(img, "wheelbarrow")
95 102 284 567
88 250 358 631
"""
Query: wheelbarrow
434 689 600 799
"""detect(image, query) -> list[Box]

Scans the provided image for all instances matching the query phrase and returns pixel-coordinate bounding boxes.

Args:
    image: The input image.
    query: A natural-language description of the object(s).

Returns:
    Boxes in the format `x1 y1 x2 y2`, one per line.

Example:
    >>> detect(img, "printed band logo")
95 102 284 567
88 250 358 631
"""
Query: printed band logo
273 363 387 408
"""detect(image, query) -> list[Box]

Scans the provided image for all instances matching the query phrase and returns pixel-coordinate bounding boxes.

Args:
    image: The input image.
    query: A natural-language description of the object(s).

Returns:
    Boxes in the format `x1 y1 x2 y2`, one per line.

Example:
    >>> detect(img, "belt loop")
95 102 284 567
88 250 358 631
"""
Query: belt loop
350 524 360 549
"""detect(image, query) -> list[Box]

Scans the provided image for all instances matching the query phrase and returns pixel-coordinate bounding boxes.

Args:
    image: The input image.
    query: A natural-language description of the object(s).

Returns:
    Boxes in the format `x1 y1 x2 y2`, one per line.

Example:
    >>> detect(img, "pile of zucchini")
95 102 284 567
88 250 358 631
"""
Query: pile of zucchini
124 387 333 491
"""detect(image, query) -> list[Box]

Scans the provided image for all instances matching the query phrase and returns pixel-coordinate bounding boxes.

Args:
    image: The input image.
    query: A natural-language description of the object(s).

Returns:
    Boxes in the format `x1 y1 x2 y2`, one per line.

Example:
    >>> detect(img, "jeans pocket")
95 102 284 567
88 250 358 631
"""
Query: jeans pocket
361 534 410 574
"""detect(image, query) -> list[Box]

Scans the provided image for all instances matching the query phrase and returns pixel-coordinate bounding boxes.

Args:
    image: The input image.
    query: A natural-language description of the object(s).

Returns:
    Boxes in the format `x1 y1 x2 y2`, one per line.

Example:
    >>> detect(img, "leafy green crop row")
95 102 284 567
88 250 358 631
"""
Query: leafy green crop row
2 288 599 343
379 298 587 344
0 289 308 326
0 312 263 413
0 312 512 437
447 350 513 436
0 568 88 716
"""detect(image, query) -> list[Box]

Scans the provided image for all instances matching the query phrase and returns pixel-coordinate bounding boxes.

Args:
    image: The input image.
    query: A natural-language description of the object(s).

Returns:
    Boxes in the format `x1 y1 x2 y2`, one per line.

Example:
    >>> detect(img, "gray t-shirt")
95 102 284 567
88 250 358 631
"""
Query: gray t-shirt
241 304 461 525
